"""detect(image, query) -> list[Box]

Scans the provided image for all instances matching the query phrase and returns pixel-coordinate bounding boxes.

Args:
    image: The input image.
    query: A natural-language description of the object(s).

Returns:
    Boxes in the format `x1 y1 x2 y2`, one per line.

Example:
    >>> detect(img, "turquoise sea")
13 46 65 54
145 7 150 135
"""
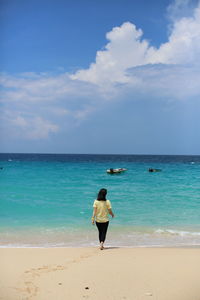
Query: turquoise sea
0 153 200 247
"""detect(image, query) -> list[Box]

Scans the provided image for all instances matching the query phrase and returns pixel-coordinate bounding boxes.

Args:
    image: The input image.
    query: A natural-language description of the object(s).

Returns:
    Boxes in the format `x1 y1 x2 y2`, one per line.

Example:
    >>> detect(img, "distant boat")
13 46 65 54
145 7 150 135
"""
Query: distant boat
148 168 162 172
107 168 127 174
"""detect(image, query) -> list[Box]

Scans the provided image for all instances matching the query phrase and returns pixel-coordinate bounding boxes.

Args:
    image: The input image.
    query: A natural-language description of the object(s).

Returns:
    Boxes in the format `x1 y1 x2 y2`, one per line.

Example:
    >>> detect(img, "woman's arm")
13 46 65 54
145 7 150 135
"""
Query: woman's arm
91 207 97 224
108 208 114 218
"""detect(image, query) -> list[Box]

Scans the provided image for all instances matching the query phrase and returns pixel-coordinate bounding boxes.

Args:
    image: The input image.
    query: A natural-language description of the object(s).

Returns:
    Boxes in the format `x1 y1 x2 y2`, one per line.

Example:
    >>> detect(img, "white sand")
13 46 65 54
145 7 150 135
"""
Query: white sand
1 247 200 300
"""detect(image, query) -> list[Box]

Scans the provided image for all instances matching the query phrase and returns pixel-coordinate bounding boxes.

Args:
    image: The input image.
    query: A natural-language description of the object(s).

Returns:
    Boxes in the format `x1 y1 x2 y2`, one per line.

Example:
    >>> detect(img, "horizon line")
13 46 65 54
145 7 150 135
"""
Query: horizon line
0 152 199 157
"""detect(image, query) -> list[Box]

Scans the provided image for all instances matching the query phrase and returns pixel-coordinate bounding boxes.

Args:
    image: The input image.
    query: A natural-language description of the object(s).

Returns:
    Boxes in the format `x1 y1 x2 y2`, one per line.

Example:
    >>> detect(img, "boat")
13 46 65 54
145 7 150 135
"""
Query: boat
148 168 162 172
107 168 127 174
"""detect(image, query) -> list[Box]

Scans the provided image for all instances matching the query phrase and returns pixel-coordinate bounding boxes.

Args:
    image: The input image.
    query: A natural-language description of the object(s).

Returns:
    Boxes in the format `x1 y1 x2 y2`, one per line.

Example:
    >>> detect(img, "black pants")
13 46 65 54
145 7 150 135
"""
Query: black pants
96 221 109 243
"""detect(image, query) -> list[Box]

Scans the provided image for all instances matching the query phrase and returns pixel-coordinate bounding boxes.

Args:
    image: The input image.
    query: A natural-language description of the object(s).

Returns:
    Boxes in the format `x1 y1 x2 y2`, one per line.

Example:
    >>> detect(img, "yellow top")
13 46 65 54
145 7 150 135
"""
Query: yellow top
93 199 112 223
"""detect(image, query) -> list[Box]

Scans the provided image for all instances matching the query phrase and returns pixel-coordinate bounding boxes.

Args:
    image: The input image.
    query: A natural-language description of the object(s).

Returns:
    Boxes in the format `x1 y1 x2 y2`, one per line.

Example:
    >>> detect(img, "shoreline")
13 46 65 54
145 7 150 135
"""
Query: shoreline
1 225 200 248
1 244 200 248
1 247 200 300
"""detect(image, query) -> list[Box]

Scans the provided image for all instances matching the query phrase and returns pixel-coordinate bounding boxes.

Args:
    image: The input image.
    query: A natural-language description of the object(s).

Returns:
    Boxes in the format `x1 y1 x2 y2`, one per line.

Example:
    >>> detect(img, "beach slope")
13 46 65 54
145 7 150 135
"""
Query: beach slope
0 247 200 300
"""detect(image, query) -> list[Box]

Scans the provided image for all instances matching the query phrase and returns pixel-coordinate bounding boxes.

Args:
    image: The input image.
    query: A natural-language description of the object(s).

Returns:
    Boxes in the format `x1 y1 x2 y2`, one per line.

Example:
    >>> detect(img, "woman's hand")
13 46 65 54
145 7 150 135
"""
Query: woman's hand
91 217 95 225
108 208 115 218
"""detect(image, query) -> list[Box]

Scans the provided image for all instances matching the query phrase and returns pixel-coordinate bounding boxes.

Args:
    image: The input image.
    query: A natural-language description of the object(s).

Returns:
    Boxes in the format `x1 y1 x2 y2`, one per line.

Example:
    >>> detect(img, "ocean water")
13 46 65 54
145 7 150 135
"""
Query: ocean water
0 153 200 248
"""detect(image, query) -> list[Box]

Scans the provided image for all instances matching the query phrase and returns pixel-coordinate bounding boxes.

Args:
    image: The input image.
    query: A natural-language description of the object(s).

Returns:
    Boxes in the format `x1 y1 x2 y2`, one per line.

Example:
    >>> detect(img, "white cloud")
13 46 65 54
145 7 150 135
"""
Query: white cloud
25 116 58 139
167 0 199 22
12 115 28 127
0 72 100 104
71 22 151 85
71 3 200 85
148 4 200 64
126 63 200 100
0 72 101 140
1 1 200 142
2 110 59 139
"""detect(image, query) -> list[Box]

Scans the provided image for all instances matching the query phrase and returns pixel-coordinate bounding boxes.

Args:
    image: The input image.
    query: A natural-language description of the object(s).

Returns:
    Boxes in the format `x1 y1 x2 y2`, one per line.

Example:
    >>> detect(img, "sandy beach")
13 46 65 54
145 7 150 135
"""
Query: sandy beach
1 247 200 300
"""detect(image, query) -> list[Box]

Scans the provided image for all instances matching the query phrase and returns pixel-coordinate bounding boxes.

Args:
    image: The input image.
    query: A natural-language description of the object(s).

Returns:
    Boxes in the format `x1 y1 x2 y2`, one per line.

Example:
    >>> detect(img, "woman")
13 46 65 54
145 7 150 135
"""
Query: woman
91 188 114 250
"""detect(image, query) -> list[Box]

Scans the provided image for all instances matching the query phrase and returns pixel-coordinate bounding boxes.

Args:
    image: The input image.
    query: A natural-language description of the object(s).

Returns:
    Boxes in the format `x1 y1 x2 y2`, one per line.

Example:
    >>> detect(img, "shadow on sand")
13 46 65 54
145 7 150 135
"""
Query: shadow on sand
103 246 120 250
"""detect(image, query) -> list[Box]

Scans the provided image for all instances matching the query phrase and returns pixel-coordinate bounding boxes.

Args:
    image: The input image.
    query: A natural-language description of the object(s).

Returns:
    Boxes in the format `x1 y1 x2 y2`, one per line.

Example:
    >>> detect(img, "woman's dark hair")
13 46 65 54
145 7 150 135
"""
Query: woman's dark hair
97 188 107 201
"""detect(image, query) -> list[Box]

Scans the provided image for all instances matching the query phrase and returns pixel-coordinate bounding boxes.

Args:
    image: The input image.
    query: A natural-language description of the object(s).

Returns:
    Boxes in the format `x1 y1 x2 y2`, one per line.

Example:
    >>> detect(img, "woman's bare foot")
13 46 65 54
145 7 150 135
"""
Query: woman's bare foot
100 242 104 250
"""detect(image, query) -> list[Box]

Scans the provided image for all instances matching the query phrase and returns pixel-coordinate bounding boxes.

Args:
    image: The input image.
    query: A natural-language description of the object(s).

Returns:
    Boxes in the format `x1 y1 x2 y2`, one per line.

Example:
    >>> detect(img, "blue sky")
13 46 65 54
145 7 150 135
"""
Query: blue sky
1 0 200 154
